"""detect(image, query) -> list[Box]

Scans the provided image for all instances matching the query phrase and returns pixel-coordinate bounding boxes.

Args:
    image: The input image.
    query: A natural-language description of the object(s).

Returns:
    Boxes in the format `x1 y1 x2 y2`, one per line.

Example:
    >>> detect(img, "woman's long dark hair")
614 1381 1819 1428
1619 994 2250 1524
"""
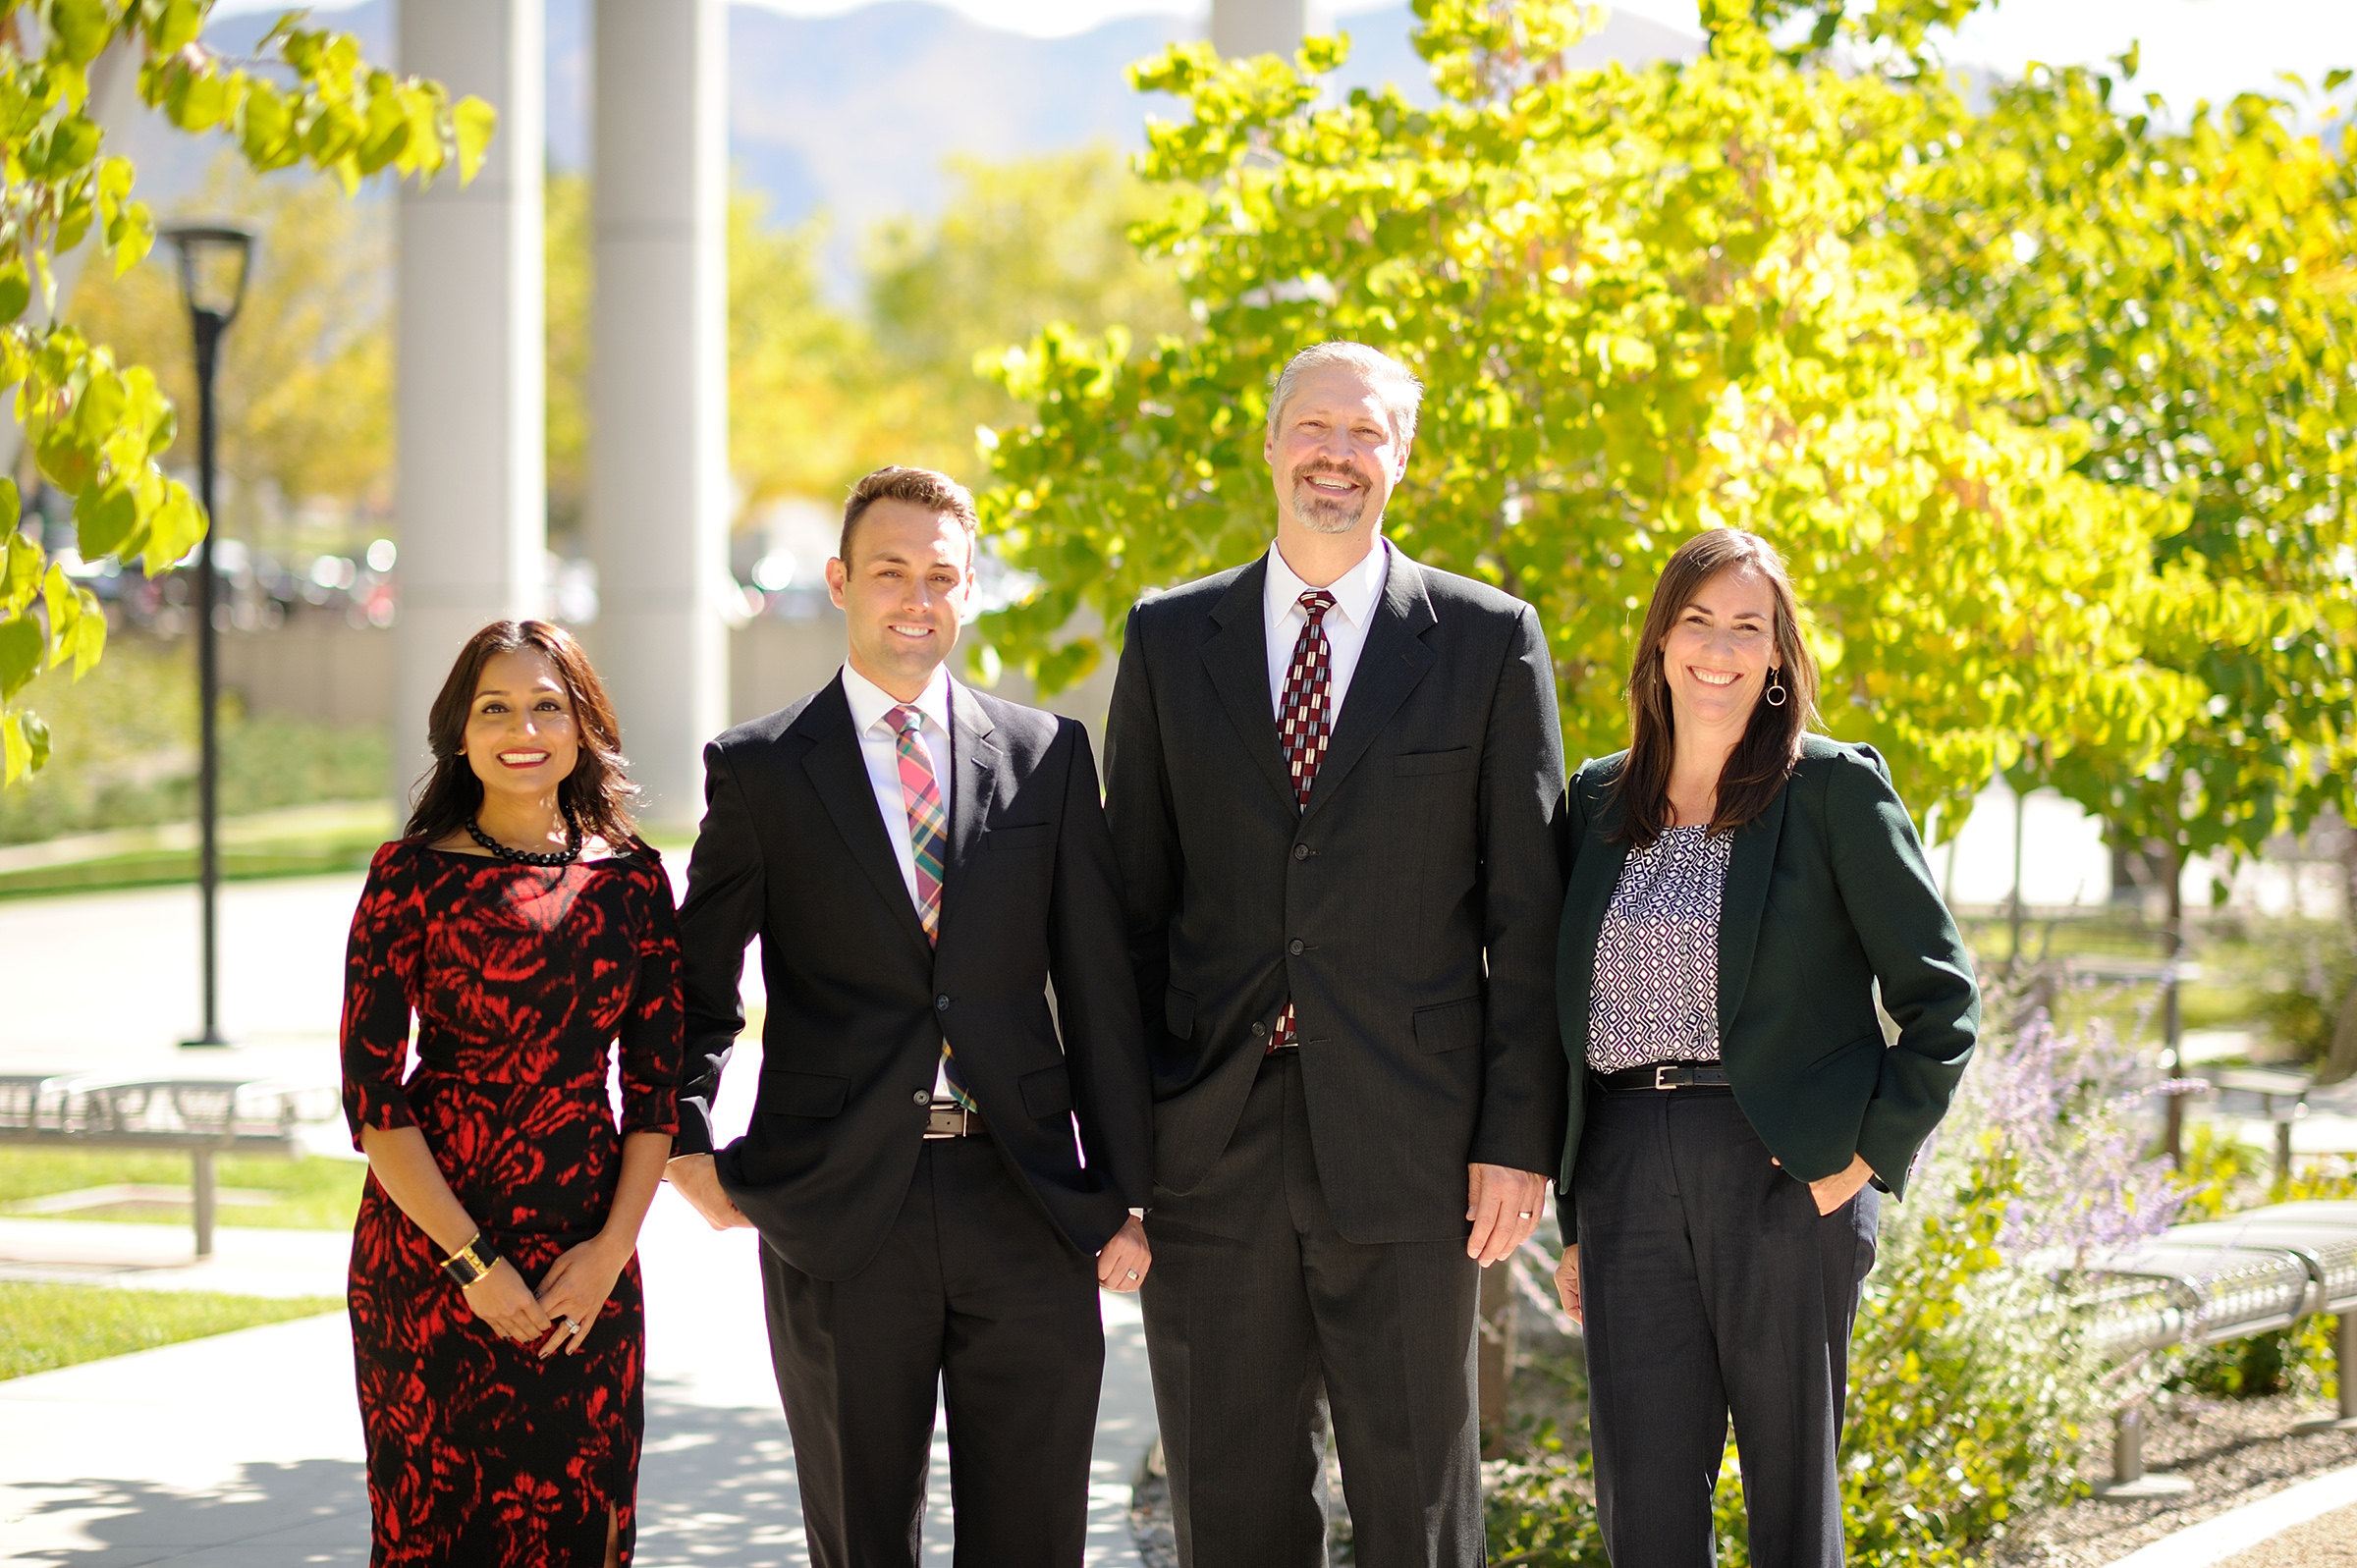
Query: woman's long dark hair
1607 529 1821 848
404 620 640 848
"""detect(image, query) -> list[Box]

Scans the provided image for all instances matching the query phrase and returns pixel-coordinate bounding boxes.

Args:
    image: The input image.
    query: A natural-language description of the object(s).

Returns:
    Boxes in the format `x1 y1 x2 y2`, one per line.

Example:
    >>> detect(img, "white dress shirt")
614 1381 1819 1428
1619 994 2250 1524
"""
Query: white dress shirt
840 661 958 914
1263 535 1393 717
841 661 958 1097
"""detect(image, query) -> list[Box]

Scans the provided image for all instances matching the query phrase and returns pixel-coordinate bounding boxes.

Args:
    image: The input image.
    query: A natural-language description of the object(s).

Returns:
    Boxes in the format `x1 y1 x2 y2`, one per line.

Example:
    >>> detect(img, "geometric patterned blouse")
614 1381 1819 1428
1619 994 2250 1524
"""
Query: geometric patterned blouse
1587 823 1733 1071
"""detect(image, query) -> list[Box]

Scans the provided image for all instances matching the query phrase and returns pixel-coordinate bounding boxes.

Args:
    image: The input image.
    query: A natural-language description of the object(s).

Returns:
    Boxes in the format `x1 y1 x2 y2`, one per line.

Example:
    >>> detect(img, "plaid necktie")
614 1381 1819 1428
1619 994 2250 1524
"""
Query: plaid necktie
1271 590 1337 1052
887 705 976 1109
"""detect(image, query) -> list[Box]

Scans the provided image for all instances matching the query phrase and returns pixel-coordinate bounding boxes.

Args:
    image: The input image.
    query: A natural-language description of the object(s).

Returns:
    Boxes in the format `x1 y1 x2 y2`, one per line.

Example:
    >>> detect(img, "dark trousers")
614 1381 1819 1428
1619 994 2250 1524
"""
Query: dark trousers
757 1136 1104 1568
1141 1051 1483 1568
1573 1087 1881 1568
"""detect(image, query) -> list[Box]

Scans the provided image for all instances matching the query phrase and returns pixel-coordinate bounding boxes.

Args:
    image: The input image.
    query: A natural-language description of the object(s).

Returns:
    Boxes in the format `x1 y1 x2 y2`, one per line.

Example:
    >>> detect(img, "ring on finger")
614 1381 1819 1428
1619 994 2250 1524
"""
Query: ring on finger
563 1317 583 1336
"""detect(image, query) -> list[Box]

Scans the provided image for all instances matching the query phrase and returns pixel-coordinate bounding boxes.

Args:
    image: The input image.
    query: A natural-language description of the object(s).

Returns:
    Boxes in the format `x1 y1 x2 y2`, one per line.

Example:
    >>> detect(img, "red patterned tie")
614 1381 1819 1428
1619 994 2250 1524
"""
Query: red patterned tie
1272 589 1336 1052
888 705 976 1110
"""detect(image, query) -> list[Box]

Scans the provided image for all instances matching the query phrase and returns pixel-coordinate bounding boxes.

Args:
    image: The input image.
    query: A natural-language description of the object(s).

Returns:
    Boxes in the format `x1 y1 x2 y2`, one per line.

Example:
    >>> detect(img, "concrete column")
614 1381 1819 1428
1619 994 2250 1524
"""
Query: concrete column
589 0 731 833
394 0 547 805
1213 0 1308 57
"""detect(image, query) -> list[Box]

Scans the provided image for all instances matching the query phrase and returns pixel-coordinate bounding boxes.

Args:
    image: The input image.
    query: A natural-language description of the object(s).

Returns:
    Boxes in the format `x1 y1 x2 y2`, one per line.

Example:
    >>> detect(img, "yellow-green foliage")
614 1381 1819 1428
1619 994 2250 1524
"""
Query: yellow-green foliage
1 3 488 784
0 634 385 845
974 0 2357 842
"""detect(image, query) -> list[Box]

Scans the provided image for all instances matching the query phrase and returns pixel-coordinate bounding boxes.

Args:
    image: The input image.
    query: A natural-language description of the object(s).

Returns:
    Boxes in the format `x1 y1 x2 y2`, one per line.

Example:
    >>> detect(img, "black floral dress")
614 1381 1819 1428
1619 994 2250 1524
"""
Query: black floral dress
340 839 683 1566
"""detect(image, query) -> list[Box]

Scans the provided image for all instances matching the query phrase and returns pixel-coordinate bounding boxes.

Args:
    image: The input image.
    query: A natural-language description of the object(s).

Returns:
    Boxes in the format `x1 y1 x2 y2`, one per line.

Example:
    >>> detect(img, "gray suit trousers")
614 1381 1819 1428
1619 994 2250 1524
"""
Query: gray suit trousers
1141 1051 1483 1568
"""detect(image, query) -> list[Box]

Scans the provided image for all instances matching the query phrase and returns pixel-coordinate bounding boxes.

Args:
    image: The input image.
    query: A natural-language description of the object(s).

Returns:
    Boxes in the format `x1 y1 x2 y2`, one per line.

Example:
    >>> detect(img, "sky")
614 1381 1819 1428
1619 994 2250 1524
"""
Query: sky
207 0 2357 109
747 0 2357 108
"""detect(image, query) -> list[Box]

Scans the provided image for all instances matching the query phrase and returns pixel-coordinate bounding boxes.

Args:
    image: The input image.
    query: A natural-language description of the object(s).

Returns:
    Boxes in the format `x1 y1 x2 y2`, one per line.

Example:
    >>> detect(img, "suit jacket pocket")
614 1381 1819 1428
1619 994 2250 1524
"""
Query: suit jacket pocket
1412 996 1484 1053
1395 747 1474 777
985 822 1054 851
1018 1062 1074 1119
1807 1030 1885 1074
757 1070 849 1118
1165 987 1196 1040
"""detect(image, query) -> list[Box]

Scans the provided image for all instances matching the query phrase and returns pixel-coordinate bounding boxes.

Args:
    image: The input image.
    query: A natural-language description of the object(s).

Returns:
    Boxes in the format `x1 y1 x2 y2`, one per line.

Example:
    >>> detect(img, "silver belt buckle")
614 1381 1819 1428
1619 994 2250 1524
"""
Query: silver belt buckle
1653 1064 1679 1091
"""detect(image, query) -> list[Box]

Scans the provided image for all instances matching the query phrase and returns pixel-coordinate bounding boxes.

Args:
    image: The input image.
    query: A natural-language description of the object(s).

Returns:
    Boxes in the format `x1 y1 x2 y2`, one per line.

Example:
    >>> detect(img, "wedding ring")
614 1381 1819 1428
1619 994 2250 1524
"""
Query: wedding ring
563 1317 582 1335
1517 1212 1533 1218
1125 1271 1139 1280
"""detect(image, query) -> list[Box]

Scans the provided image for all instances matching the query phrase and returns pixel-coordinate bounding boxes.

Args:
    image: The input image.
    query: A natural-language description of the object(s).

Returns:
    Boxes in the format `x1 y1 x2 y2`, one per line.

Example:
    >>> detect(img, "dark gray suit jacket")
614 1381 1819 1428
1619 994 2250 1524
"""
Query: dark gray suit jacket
674 676 1154 1281
1105 547 1571 1246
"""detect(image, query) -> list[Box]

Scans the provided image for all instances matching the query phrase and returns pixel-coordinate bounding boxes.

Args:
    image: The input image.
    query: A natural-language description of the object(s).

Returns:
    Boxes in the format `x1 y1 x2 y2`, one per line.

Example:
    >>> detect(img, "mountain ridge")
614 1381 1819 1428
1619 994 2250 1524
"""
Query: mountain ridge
122 0 1694 239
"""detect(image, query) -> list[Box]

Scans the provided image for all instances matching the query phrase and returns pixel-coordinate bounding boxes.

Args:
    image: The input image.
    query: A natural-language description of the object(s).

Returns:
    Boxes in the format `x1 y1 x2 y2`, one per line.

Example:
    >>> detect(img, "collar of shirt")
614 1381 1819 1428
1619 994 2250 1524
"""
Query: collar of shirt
1264 534 1391 640
841 661 957 743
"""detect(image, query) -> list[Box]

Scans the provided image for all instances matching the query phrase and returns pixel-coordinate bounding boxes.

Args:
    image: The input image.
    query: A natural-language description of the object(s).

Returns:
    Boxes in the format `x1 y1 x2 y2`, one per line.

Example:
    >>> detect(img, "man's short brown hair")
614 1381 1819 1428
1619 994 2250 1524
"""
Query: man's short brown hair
838 466 980 567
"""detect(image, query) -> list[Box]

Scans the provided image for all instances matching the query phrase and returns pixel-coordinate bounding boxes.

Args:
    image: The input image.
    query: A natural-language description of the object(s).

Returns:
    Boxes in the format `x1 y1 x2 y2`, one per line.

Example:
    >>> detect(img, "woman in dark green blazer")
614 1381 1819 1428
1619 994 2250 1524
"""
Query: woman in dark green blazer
1552 528 1977 1568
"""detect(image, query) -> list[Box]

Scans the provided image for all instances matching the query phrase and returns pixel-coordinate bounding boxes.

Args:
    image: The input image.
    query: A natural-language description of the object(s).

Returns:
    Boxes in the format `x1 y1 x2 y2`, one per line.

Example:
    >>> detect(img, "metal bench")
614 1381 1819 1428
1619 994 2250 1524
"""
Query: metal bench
2209 1067 2317 1189
2084 1201 2357 1494
0 1073 339 1256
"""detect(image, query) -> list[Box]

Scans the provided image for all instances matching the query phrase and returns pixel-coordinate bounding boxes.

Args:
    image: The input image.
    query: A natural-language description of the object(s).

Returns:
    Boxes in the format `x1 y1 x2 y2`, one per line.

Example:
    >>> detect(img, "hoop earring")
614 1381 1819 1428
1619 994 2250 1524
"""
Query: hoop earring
1765 668 1787 708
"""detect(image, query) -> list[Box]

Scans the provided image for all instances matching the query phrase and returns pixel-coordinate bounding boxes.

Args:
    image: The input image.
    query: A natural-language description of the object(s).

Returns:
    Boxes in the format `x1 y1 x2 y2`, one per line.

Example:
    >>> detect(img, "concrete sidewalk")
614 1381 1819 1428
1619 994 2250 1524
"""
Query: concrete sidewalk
1 874 1151 1564
0 1188 1154 1565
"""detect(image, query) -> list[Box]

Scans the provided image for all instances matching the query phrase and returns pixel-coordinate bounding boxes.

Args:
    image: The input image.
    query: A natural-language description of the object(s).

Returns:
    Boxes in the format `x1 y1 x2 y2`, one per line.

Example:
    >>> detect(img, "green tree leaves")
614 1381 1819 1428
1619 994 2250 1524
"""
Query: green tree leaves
1 1 491 786
1896 57 2357 883
974 2 2354 848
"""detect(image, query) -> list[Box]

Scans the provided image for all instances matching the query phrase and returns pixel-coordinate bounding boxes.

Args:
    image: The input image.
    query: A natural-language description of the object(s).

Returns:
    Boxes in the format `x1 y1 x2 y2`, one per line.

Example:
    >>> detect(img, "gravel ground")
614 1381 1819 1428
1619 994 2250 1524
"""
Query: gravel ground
1993 1394 2357 1568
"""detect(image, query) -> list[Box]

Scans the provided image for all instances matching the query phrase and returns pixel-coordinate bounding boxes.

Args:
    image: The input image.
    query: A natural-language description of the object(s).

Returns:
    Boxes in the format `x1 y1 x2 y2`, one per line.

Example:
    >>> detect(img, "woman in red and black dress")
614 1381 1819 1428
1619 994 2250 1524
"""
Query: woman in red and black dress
341 619 683 1566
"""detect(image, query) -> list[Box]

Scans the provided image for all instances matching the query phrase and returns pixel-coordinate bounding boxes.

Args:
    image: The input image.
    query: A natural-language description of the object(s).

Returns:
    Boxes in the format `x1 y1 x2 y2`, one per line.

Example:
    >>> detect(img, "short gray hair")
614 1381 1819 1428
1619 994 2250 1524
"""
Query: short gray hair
1266 342 1424 448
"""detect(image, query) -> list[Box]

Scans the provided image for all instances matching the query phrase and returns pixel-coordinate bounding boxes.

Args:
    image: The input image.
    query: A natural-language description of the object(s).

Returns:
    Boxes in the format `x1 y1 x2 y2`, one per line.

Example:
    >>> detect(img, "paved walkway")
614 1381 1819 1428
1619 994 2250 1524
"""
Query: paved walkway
0 875 1150 1565
0 1209 1154 1565
2109 1464 2357 1568
2216 1501 2357 1568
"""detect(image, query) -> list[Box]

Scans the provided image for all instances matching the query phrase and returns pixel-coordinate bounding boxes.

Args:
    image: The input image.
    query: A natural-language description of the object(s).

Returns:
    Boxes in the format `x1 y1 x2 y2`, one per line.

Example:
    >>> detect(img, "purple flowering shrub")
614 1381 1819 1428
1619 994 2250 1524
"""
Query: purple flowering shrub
1829 1004 2185 1567
1486 999 2191 1568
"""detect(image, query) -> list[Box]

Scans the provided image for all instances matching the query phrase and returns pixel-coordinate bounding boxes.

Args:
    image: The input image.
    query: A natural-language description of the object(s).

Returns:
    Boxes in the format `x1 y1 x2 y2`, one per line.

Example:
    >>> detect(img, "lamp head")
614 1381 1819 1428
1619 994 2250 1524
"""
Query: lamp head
161 223 256 325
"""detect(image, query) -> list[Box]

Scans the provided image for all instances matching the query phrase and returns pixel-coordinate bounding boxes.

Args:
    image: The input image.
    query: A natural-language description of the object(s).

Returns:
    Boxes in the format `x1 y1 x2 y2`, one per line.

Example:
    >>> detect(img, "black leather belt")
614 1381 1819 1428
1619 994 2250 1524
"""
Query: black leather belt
923 1103 988 1139
1594 1062 1731 1092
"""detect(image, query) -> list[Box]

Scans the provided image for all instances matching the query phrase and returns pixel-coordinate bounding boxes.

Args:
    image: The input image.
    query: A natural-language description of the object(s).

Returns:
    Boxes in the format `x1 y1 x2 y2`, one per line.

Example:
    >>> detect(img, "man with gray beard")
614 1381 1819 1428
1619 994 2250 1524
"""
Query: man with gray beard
1104 342 1571 1567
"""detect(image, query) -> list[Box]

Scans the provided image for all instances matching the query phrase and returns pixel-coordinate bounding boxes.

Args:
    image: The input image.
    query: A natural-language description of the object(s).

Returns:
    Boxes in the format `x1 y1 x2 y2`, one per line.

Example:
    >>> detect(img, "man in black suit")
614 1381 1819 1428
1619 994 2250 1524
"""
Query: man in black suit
1107 343 1570 1567
664 465 1154 1567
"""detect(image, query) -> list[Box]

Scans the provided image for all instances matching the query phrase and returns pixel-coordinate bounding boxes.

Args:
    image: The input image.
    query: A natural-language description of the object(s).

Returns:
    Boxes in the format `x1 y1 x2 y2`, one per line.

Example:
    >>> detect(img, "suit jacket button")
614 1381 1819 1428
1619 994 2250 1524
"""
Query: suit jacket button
912 1090 930 1107
1288 939 1305 956
1252 1022 1268 1038
1292 843 1310 861
935 994 951 1011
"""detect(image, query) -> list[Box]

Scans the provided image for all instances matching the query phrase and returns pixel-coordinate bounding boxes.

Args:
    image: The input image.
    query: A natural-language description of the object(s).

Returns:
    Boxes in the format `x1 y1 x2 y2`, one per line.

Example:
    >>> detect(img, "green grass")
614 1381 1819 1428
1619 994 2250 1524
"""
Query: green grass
1958 913 2273 1056
0 1281 342 1380
0 837 386 899
0 1149 367 1230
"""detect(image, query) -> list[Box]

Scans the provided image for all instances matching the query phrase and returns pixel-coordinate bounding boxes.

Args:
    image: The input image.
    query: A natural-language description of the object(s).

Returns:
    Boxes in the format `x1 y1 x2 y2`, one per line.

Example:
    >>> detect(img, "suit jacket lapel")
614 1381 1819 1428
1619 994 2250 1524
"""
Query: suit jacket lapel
1300 550 1437 822
1560 786 1631 1060
1200 558 1297 813
939 685 1000 936
1718 781 1791 1030
795 677 932 957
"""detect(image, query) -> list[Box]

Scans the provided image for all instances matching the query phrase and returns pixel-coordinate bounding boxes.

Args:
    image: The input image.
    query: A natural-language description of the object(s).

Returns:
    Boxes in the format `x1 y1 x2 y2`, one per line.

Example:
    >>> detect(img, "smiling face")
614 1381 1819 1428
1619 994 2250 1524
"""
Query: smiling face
462 648 581 806
1263 362 1411 539
1660 564 1780 734
825 498 975 701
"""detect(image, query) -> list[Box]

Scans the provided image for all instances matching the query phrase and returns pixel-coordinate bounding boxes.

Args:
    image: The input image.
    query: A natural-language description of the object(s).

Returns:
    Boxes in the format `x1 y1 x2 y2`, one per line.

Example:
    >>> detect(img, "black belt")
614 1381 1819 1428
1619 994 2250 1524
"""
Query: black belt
922 1103 988 1139
1594 1061 1731 1093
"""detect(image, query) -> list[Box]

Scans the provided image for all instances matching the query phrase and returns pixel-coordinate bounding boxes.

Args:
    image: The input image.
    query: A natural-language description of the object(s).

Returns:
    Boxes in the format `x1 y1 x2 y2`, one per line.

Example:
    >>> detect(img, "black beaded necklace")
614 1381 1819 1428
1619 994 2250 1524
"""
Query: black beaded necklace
465 813 582 867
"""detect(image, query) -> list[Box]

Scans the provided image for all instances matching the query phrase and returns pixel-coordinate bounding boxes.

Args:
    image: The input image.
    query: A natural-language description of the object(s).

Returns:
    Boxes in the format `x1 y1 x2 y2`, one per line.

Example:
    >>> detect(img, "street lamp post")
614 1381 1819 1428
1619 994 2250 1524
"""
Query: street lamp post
162 224 255 1051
